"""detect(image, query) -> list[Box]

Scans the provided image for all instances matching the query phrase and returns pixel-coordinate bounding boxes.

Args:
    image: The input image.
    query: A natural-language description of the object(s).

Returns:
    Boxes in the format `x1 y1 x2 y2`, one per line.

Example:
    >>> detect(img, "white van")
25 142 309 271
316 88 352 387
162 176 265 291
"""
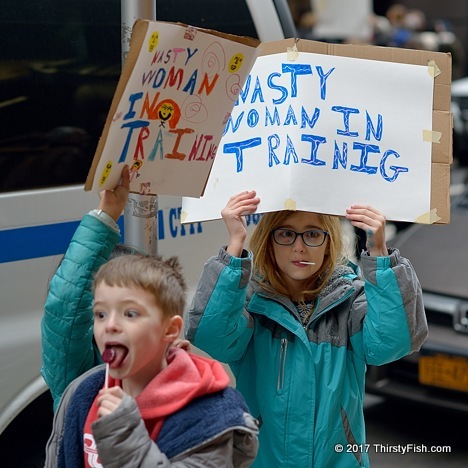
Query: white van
0 0 296 463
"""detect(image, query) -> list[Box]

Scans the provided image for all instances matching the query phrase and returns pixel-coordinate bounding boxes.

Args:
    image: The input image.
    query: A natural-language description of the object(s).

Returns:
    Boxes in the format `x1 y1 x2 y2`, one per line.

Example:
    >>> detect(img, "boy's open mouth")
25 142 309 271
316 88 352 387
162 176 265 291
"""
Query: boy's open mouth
102 344 128 368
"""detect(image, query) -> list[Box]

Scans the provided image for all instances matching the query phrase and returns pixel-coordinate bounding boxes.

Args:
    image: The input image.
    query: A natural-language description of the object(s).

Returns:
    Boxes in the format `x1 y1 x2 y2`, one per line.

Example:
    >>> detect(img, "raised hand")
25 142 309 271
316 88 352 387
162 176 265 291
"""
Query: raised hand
221 191 260 257
345 205 388 257
98 165 130 222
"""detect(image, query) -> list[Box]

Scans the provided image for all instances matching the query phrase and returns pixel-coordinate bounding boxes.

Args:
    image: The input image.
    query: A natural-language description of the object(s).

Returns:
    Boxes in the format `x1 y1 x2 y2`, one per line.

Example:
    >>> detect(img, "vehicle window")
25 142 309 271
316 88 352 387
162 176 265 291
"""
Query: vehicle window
0 0 259 193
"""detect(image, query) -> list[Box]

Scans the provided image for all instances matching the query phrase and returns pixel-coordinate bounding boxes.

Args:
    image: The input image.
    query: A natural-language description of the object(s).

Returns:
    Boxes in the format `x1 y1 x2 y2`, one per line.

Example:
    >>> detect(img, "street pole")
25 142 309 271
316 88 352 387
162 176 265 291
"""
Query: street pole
121 0 158 255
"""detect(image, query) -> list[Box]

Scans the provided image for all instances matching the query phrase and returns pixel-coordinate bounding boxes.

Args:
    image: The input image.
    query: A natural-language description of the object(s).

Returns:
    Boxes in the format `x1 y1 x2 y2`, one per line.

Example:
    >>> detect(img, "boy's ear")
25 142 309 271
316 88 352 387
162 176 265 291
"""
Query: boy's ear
164 315 183 342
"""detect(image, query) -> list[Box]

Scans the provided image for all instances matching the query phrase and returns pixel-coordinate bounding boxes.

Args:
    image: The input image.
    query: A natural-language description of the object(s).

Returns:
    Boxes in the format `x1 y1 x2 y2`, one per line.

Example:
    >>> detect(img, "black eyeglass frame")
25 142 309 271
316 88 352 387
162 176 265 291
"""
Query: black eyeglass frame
271 228 329 247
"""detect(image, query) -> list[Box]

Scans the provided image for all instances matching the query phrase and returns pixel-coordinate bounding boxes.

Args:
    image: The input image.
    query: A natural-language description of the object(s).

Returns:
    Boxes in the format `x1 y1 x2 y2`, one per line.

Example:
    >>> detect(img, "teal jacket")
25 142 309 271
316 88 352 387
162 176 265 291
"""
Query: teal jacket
41 213 120 410
185 247 428 467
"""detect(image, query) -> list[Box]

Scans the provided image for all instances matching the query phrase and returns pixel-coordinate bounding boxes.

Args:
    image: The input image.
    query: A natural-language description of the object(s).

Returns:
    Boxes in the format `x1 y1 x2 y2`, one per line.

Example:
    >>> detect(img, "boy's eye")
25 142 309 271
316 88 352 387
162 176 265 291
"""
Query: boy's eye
125 310 139 318
93 311 106 319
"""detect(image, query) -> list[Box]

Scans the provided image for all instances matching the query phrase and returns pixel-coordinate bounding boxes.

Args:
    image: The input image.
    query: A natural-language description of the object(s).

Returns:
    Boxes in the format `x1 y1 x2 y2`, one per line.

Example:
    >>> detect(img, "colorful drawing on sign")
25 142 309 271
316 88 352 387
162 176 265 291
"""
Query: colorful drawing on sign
181 49 435 224
85 20 260 197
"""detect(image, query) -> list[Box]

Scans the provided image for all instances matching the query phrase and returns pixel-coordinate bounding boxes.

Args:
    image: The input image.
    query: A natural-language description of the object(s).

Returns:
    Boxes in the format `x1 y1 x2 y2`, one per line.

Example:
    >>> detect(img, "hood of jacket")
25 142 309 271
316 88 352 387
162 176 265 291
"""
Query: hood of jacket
113 347 231 420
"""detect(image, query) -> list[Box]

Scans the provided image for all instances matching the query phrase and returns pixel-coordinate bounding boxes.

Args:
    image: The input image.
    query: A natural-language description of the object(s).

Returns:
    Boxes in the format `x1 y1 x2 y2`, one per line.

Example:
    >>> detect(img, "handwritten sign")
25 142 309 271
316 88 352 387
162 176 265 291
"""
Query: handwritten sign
85 20 259 196
181 49 435 223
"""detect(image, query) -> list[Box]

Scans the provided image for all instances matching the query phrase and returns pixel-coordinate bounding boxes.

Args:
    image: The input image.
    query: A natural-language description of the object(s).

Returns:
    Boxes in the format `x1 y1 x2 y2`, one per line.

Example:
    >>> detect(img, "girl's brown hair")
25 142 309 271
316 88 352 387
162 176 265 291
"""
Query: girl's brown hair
92 254 186 319
248 211 346 301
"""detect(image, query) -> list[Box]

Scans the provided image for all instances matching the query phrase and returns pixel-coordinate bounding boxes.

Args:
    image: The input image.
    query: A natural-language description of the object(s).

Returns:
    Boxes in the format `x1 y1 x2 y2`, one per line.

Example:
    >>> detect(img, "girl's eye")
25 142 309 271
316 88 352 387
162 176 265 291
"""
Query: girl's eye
279 230 294 239
305 230 320 239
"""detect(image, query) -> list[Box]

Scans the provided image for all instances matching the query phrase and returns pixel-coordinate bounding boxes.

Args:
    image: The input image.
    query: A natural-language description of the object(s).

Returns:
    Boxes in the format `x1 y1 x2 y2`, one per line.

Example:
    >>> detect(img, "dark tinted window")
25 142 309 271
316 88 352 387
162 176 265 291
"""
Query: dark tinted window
0 0 258 192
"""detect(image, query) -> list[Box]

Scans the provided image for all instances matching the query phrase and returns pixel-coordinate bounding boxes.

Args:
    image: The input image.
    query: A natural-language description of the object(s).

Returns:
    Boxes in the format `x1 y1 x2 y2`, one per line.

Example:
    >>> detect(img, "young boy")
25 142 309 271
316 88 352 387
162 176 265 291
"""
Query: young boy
44 254 259 467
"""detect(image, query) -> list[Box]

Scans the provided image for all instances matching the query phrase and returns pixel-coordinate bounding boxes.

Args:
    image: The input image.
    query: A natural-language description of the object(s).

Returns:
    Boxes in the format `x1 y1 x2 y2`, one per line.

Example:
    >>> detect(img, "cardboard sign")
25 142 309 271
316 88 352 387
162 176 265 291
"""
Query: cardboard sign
181 38 452 225
85 20 259 197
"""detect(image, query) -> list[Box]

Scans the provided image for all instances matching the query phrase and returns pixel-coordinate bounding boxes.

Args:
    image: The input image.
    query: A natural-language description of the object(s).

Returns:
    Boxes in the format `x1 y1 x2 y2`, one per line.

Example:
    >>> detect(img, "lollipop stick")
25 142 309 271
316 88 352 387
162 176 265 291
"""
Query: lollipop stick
105 363 110 389
102 348 116 389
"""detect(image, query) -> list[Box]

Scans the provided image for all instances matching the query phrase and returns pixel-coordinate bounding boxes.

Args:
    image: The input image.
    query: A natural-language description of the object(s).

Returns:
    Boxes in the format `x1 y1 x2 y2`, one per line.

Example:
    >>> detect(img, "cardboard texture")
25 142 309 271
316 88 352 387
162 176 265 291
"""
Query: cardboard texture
85 19 260 197
258 38 452 224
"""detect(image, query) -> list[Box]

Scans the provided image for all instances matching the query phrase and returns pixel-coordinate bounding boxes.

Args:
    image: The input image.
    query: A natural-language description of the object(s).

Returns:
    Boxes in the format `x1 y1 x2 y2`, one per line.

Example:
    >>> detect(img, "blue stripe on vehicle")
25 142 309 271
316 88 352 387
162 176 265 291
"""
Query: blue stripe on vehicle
0 218 124 264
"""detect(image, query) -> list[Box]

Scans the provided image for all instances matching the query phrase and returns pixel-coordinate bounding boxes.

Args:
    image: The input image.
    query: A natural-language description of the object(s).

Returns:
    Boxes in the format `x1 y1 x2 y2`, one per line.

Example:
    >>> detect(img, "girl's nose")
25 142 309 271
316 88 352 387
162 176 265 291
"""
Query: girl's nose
292 237 306 252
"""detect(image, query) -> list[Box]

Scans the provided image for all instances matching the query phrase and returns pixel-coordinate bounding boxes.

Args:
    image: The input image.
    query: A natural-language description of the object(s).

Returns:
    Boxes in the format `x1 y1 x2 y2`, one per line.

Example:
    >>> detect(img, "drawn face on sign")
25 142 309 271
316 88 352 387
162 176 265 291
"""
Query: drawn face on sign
148 32 159 53
131 160 143 171
158 102 175 122
100 161 113 186
228 53 244 73
155 99 181 129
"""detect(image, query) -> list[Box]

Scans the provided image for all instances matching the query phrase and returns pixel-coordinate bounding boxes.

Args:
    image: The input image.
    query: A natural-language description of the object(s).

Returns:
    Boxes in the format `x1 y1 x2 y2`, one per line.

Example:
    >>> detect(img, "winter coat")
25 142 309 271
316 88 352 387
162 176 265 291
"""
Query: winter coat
185 246 428 467
44 349 259 467
42 213 120 410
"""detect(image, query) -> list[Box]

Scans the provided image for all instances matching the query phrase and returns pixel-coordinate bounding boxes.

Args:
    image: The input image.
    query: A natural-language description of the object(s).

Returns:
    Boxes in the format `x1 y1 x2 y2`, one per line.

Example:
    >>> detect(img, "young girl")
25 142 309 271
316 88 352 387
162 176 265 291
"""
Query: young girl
185 190 428 467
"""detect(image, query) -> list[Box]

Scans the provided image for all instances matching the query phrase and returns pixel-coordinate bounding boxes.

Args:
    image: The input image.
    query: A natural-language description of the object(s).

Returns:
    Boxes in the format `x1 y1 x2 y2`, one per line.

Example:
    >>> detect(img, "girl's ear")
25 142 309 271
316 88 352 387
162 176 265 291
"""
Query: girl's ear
165 315 183 342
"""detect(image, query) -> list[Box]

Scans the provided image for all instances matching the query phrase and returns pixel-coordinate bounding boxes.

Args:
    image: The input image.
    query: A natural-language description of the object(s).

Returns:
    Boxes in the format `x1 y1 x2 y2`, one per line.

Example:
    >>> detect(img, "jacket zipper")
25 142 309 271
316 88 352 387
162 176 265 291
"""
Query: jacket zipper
277 337 288 391
307 288 355 329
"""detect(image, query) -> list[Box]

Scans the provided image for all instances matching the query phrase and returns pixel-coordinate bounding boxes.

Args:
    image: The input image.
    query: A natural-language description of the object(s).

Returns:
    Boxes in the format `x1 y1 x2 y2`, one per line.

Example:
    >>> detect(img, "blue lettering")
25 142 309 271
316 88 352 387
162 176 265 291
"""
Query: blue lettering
282 63 313 98
157 209 165 240
267 134 281 167
301 107 320 129
151 69 166 88
350 143 379 174
118 120 149 163
245 213 262 226
251 77 265 103
182 69 197 94
267 72 288 105
316 66 335 100
380 149 408 182
283 135 299 165
158 207 204 240
333 141 348 169
185 48 198 66
123 92 144 120
223 111 245 136
265 107 280 127
365 111 383 141
284 105 298 126
332 106 359 137
301 135 327 166
223 137 262 172
247 109 260 128
148 128 164 161
169 208 178 237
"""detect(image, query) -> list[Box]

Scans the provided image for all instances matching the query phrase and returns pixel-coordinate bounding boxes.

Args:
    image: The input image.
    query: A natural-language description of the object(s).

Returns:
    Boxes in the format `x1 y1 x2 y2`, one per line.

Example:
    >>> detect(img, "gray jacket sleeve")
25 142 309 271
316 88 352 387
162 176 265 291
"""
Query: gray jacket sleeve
357 248 428 365
93 396 257 468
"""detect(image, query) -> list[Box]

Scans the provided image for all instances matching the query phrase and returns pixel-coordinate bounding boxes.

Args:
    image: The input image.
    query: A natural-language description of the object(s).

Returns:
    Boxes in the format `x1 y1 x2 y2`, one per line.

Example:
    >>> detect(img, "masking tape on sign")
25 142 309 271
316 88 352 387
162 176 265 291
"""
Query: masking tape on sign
427 59 441 78
283 198 297 210
423 130 442 143
414 208 441 224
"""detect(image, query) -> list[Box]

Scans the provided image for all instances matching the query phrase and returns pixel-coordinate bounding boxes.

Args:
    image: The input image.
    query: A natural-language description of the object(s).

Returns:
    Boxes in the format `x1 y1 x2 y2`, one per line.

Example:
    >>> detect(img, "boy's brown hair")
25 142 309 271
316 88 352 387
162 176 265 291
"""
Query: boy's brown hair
93 254 186 319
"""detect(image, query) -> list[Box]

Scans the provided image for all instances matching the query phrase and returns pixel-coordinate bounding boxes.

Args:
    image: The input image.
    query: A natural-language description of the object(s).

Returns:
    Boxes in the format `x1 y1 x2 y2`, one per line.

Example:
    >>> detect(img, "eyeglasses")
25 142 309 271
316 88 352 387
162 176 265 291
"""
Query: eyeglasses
271 228 329 247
